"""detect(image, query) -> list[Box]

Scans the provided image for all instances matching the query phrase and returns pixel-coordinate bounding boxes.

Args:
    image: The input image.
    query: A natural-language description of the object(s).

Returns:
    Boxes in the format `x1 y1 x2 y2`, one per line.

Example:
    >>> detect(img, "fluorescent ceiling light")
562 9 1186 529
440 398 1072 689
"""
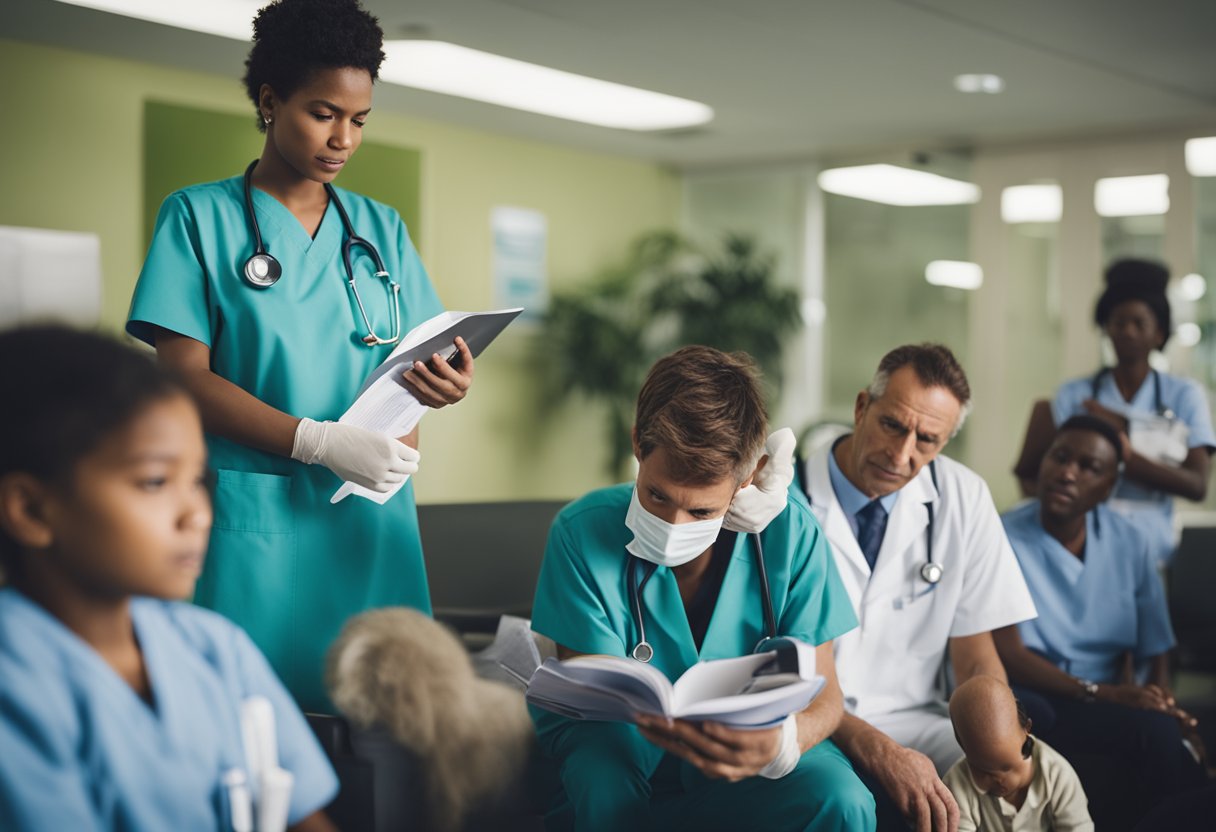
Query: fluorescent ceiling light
381 41 713 131
818 165 980 206
1094 174 1169 217
51 0 256 40
1001 184 1061 223
50 3 713 131
1179 273 1207 302
1186 137 1216 176
1177 322 1202 347
925 260 983 290
954 74 1004 94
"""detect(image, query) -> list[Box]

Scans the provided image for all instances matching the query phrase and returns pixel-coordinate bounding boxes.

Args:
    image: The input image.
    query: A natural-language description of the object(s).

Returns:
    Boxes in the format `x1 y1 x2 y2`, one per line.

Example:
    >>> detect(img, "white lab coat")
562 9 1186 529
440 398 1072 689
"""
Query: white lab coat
804 445 1037 771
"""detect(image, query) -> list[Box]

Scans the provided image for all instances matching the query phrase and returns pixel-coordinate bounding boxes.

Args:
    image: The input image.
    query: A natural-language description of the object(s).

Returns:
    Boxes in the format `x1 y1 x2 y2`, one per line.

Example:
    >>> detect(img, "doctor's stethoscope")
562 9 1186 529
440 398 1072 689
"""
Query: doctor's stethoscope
1090 367 1175 421
240 160 403 346
628 532 777 664
799 452 944 591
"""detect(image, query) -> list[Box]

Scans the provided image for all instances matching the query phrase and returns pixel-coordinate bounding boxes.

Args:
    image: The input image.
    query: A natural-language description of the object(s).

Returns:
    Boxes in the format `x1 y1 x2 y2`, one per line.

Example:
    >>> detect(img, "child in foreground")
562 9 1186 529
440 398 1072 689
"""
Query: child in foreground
0 325 338 831
944 676 1093 831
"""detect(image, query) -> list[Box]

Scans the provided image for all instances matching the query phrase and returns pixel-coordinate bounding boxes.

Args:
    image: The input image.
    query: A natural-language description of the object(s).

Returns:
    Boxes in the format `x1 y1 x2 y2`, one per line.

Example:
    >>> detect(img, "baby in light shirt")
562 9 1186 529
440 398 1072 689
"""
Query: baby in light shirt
944 677 1093 832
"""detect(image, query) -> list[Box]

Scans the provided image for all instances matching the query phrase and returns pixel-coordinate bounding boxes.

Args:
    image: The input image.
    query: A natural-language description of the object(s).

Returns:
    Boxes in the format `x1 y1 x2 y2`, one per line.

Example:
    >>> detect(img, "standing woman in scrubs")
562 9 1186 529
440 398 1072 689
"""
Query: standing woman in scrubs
1014 259 1214 565
127 0 474 711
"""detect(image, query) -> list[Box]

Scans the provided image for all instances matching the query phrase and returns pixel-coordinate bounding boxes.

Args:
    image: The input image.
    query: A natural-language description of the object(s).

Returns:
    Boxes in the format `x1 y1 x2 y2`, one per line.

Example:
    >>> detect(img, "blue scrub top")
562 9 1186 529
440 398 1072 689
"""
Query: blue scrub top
530 483 856 745
127 176 444 710
1052 370 1216 562
0 589 337 831
1001 501 1175 683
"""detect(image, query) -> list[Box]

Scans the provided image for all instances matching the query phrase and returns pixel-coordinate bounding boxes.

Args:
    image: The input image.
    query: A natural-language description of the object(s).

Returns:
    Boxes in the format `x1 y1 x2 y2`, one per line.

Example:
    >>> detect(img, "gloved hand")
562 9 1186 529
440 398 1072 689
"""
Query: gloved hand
723 427 796 533
292 418 420 491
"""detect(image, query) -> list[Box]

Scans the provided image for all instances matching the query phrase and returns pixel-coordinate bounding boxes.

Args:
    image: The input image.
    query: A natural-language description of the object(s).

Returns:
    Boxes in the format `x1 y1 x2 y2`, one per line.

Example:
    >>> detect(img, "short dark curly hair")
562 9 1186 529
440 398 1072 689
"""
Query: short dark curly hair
1093 258 1171 347
242 0 385 132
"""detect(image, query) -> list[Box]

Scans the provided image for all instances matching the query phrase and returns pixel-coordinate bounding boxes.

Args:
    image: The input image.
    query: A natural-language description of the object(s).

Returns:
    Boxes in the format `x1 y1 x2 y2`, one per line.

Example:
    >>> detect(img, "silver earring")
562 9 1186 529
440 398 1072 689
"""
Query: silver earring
263 115 272 126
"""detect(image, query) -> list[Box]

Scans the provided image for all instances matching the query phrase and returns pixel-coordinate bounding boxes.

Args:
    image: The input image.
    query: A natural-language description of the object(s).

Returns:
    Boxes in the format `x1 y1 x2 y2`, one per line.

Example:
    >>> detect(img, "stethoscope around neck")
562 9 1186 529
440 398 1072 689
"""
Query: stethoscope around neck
240 160 403 346
628 532 776 664
798 450 944 590
1090 367 1175 420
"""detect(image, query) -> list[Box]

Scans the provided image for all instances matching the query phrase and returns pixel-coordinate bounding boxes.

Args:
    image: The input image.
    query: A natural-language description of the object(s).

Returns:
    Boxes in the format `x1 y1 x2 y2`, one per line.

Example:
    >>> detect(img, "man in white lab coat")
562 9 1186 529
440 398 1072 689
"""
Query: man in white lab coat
802 344 1037 832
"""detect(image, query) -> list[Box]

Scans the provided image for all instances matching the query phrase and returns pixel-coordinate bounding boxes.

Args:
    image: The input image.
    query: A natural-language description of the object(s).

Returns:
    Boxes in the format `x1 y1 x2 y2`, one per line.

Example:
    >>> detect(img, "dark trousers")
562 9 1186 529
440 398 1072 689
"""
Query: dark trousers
1012 686 1207 831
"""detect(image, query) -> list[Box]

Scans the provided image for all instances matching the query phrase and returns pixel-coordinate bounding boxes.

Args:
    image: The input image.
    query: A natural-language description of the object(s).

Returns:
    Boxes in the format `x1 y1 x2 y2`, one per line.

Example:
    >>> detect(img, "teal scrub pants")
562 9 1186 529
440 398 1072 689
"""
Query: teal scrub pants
544 721 876 832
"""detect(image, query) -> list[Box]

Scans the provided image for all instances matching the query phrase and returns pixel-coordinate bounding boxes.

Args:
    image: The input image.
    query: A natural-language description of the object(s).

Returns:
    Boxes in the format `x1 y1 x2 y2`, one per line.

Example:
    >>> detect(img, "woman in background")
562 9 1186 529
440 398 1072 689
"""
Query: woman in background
127 0 473 710
1014 258 1214 565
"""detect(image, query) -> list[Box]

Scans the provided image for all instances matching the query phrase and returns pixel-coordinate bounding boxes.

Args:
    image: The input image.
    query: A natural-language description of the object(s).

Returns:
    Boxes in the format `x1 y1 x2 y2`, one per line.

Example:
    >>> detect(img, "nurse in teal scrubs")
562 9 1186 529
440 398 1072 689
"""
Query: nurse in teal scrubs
126 0 473 711
531 347 875 832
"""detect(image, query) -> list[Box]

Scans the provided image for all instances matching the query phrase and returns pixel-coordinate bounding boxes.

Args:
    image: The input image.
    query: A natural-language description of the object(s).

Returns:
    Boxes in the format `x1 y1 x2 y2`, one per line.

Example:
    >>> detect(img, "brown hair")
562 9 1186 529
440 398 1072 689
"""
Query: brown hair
634 346 767 484
867 343 972 435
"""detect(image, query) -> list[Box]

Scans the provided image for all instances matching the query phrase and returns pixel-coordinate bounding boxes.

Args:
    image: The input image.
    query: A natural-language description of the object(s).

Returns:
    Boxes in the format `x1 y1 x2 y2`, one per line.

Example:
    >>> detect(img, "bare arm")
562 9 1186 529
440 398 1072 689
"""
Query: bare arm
793 642 843 752
1122 445 1210 502
948 631 1006 686
155 329 299 457
1012 400 1055 498
833 714 959 832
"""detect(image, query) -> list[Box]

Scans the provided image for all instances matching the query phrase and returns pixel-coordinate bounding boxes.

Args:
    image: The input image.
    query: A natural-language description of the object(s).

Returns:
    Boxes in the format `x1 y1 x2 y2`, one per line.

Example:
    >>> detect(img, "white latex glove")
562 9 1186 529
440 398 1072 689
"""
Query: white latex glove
723 427 796 533
291 418 420 492
758 713 802 779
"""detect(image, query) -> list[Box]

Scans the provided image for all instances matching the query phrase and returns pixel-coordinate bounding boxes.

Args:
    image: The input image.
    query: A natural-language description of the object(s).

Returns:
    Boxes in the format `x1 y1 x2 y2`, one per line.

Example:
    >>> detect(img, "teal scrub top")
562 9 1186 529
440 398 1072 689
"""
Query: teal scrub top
127 176 444 711
530 482 858 763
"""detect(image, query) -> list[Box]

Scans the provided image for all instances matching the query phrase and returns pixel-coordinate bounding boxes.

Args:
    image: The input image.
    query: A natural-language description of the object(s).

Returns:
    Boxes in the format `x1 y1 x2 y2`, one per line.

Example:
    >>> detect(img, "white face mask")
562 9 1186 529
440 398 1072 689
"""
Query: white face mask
625 486 725 568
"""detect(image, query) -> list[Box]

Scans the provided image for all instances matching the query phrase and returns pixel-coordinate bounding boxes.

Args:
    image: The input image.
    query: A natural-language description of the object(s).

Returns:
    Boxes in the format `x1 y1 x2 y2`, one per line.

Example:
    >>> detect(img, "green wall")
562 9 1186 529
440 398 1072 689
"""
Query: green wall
0 39 681 504
143 101 422 247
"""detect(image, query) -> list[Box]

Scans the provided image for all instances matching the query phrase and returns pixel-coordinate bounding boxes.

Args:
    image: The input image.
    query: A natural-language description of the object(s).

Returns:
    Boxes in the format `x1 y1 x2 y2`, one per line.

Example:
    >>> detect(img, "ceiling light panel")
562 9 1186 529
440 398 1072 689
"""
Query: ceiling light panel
954 74 1004 94
818 165 980 206
51 0 257 40
1185 137 1216 177
1094 174 1170 217
925 261 983 290
381 41 714 131
1001 184 1061 223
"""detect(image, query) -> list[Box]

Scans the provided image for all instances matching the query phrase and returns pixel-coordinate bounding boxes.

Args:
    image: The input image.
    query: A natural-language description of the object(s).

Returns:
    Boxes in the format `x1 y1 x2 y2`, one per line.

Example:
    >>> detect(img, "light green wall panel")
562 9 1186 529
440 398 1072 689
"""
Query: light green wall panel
143 101 422 248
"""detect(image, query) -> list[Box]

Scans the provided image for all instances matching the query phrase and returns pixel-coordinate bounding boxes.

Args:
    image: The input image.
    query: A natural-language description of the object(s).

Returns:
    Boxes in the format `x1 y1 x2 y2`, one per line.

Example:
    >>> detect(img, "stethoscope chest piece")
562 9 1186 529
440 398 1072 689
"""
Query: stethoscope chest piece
631 641 654 663
920 561 943 585
243 252 282 288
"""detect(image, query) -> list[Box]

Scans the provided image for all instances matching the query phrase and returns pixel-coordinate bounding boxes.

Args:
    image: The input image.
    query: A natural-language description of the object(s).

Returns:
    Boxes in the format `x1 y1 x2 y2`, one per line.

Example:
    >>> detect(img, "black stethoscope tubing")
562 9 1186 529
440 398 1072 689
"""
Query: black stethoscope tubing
240 160 402 345
1090 367 1174 420
798 451 942 587
628 532 776 664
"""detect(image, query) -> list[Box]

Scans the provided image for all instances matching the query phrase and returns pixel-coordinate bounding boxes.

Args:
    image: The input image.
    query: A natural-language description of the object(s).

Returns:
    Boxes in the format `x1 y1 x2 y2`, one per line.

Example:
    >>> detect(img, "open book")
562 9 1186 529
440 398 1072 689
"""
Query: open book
526 638 825 729
331 307 523 504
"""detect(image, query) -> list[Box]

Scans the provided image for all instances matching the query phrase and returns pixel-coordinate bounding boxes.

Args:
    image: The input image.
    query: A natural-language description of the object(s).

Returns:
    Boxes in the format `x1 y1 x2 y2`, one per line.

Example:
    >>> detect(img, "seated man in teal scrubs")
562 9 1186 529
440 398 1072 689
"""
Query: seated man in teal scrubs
531 346 875 832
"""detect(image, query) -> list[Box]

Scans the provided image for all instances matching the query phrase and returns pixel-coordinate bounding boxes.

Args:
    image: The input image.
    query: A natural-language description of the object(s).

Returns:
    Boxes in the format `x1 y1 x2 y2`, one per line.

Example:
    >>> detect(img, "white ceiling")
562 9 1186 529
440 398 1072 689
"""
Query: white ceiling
5 0 1216 168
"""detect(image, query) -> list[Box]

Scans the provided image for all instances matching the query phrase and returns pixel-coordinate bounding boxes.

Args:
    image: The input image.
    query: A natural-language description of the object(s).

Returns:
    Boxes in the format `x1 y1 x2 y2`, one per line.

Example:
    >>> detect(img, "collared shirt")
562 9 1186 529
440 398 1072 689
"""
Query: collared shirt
944 737 1094 831
827 445 900 540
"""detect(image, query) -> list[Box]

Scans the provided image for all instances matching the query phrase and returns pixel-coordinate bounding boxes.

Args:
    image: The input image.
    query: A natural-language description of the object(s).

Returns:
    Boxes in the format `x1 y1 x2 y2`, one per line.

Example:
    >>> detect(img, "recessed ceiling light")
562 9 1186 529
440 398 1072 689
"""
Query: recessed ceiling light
818 165 980 206
1094 174 1170 217
1177 322 1202 347
954 74 1004 94
1179 273 1207 302
51 0 256 40
1185 137 1216 177
925 261 983 290
381 41 713 131
1001 184 1061 223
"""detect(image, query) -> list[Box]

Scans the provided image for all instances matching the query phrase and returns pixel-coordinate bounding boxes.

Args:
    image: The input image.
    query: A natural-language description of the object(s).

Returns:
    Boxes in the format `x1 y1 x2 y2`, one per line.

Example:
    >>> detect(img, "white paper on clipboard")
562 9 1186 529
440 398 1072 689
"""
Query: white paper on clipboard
330 307 523 504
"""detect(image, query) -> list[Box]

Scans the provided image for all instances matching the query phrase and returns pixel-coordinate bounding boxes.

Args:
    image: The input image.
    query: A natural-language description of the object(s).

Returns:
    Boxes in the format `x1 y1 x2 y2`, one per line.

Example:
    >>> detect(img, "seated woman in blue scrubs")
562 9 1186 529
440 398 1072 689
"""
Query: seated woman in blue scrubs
995 416 1207 829
0 326 337 831
126 0 474 711
1015 259 1215 565
531 346 875 832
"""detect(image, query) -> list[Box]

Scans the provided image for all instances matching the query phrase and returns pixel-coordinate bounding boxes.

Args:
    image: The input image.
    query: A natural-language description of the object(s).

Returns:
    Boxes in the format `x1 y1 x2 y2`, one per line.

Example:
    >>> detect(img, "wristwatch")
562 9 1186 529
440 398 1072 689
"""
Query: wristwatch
1078 678 1099 702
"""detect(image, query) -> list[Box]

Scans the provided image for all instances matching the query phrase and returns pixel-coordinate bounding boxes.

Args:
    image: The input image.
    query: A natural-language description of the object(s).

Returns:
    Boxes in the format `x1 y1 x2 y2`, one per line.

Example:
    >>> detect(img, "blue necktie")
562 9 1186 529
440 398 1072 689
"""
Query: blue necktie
855 500 888 571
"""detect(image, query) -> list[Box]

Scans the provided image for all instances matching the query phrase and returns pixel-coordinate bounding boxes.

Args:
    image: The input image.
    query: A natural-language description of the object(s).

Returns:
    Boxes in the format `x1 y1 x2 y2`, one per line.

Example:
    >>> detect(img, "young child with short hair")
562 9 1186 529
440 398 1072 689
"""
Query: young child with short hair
944 676 1093 831
0 325 338 831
